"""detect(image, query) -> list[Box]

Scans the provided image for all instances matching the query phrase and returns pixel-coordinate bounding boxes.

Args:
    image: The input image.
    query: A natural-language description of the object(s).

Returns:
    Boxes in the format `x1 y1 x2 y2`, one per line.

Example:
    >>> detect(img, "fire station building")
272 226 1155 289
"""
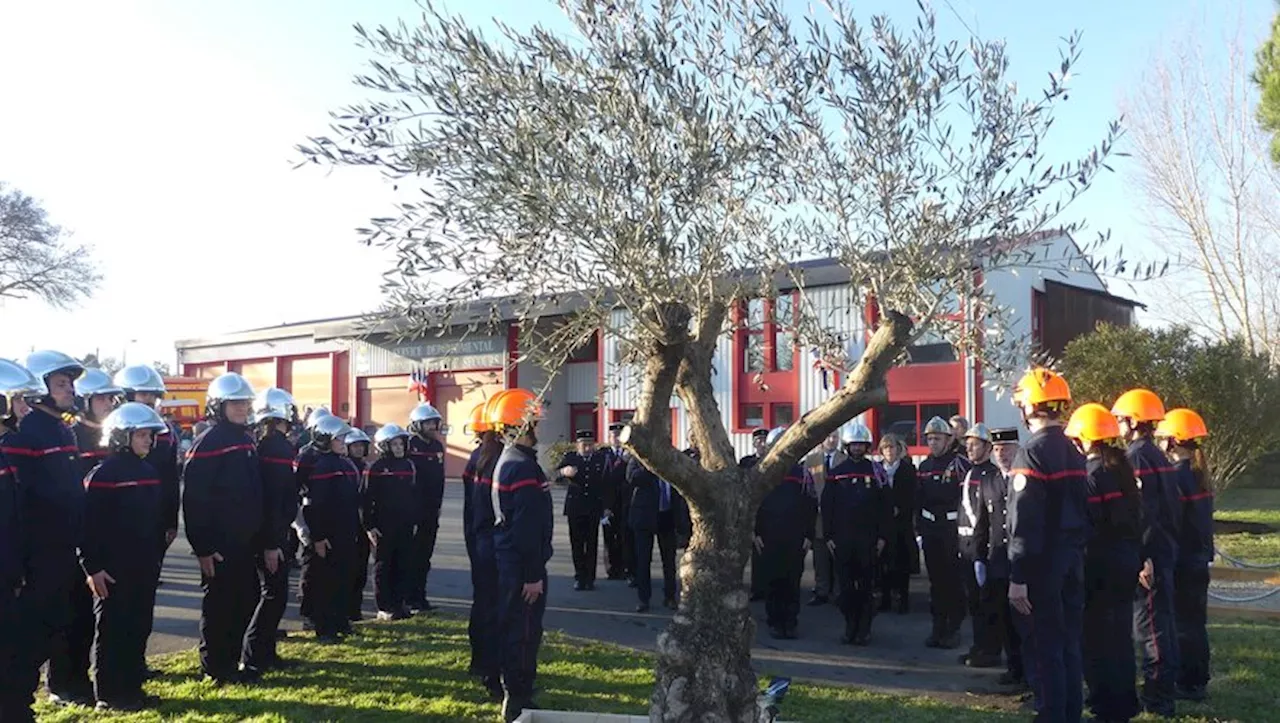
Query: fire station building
175 232 1140 473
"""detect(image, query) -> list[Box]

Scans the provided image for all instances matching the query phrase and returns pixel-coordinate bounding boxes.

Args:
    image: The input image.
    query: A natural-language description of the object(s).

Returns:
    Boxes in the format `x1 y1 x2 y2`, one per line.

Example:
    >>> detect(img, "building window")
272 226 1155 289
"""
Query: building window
773 403 794 427
1031 288 1045 349
741 404 765 429
774 296 795 371
568 333 600 363
876 401 960 448
743 298 766 372
906 327 958 364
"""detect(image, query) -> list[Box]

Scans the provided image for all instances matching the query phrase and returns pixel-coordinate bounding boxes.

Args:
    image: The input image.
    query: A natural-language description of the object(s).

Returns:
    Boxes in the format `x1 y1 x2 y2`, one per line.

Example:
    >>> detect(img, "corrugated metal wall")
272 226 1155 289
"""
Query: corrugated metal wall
563 362 598 404
798 284 868 430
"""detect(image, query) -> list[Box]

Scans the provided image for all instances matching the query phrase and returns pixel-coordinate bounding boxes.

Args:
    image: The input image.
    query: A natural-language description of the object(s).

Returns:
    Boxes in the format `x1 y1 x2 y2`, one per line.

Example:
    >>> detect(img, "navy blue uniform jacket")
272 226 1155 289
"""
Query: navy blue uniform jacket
495 444 554 584
257 430 298 550
1084 456 1142 566
303 452 362 546
915 451 970 537
555 449 607 518
80 450 163 575
14 406 83 549
182 421 263 558
1007 425 1089 586
756 464 817 544
973 465 1013 579
73 420 108 479
1174 459 1214 569
1127 438 1182 564
362 455 418 534
822 457 887 553
408 435 446 519
0 446 21 588
152 425 181 533
466 447 500 536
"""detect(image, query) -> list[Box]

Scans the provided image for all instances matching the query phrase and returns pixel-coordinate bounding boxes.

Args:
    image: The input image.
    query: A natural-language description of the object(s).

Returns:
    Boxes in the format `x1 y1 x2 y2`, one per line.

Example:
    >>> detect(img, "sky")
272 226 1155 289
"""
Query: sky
0 0 1273 369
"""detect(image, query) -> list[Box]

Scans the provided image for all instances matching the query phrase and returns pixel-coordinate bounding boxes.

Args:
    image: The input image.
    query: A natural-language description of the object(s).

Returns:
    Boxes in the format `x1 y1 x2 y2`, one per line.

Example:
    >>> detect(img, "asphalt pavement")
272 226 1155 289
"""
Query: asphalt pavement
148 484 1012 702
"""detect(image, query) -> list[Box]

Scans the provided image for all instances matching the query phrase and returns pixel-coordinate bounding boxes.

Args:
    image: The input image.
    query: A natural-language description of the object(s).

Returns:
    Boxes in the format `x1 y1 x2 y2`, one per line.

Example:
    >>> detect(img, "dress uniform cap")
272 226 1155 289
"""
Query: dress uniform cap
989 428 1019 444
751 427 770 439
607 422 625 433
575 429 596 441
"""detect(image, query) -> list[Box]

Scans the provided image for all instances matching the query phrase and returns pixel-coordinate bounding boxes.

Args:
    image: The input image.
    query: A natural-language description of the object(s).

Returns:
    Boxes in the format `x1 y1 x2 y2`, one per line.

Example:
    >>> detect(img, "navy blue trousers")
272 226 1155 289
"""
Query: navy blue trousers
1084 555 1140 722
242 551 291 671
1133 559 1180 716
469 529 501 679
1017 548 1085 723
1174 565 1210 691
495 552 546 698
92 562 156 704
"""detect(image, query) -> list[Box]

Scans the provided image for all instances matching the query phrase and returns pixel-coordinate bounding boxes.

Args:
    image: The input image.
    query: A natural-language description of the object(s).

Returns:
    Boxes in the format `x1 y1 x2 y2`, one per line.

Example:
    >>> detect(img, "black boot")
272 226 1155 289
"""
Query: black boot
924 616 943 647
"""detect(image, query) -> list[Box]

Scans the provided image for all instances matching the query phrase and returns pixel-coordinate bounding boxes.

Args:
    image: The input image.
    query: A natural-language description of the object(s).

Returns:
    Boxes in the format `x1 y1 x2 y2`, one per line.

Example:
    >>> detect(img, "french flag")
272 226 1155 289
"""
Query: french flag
408 367 429 398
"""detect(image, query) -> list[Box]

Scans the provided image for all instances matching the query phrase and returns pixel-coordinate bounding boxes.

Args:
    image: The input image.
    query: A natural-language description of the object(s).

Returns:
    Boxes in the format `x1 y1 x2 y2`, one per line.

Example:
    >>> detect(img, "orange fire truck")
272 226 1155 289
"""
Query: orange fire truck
160 376 207 432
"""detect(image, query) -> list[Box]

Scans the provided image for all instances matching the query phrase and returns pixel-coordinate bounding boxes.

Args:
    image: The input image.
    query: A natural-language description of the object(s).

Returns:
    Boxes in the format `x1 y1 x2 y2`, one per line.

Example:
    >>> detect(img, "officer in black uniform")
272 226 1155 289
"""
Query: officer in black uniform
1007 369 1089 722
627 455 682 613
11 351 86 711
916 415 970 649
363 424 419 622
823 424 887 645
242 387 299 677
80 402 168 711
959 423 1005 668
300 415 360 642
755 427 817 640
46 368 120 705
345 428 373 621
490 389 554 722
601 423 631 581
407 402 446 613
740 428 769 600
978 427 1026 690
0 359 41 722
182 372 264 685
556 430 607 591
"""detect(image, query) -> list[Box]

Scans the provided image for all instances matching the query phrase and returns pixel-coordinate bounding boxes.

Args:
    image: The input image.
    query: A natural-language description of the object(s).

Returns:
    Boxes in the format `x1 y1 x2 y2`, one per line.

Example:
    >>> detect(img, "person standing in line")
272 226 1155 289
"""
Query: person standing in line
556 429 607 591
299 416 360 643
79 403 168 711
1065 403 1141 723
916 416 970 649
182 373 264 686
984 427 1026 692
363 424 419 623
754 427 817 640
462 399 504 700
601 423 631 582
1007 369 1089 723
627 453 682 613
488 389 554 722
12 351 86 711
344 428 373 622
406 402 446 613
804 432 844 607
876 433 917 615
959 424 1006 669
241 387 299 678
824 424 886 644
740 428 769 601
1111 388 1183 718
1156 408 1214 704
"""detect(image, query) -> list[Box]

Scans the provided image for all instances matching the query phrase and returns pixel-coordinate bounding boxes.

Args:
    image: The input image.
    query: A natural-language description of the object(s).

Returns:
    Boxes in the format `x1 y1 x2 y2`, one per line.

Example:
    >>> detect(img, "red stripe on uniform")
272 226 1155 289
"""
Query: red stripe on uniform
498 478 543 492
1133 466 1177 476
80 450 109 459
9 445 78 457
1182 491 1213 502
1088 491 1124 503
309 471 354 480
187 443 254 459
260 457 294 465
1011 467 1086 481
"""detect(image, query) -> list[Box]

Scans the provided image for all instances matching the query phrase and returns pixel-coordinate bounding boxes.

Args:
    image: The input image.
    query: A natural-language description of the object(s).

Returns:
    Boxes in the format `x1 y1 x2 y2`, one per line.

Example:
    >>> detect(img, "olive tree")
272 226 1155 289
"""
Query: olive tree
300 0 1133 718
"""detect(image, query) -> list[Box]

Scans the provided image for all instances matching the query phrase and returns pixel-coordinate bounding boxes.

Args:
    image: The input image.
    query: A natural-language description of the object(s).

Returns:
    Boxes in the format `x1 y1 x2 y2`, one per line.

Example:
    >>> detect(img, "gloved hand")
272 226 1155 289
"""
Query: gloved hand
974 560 987 587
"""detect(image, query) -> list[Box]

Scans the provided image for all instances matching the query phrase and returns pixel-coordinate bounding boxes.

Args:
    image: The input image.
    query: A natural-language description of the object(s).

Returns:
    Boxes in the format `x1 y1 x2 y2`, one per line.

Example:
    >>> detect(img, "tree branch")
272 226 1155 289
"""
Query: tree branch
676 299 736 471
754 309 913 494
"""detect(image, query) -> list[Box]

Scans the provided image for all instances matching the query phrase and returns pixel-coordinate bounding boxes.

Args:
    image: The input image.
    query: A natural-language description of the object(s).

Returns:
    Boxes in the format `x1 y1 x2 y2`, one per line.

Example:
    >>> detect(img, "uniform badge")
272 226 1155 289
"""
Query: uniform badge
1012 474 1027 492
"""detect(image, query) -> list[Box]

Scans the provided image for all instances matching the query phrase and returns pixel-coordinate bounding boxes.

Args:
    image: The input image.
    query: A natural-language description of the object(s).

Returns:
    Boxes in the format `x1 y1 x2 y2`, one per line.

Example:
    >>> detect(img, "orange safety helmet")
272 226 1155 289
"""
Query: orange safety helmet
468 402 491 435
1111 388 1166 423
1155 408 1208 443
1064 403 1120 442
484 388 542 431
1013 368 1072 406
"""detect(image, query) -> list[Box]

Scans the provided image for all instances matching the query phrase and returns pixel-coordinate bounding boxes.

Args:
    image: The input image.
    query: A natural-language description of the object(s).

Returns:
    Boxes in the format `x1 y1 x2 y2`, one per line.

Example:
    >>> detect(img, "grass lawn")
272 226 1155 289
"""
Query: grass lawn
31 612 1280 722
1216 488 1280 565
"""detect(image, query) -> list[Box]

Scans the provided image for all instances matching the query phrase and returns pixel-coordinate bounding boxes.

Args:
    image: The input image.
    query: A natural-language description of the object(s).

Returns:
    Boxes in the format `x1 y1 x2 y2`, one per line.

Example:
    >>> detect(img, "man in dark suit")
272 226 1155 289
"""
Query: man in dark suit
555 430 607 591
740 428 769 601
600 424 631 581
627 456 682 612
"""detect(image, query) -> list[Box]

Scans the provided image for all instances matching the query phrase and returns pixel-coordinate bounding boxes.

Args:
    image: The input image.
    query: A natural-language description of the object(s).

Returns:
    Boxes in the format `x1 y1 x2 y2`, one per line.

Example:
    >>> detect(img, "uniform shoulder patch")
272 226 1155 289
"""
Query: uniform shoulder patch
1012 474 1027 492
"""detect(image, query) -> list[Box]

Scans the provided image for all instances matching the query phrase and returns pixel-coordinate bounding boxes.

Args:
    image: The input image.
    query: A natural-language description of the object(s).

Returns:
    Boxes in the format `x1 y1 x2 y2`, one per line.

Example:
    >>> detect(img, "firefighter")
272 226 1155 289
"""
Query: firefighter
556 429 607 591
601 422 631 582
114 365 180 666
1111 388 1182 717
461 400 504 698
363 423 418 622
740 427 769 601
182 372 264 685
79 402 168 711
462 404 487 561
291 407 334 569
877 432 917 614
824 424 887 645
490 388 554 722
984 427 1026 690
754 427 817 640
45 368 121 703
1007 369 1089 723
916 415 970 649
241 387 299 677
0 359 43 722
1156 408 1214 704
345 428 373 622
1065 403 1142 723
407 402 446 613
300 415 360 642
11 351 85 710
958 424 1005 668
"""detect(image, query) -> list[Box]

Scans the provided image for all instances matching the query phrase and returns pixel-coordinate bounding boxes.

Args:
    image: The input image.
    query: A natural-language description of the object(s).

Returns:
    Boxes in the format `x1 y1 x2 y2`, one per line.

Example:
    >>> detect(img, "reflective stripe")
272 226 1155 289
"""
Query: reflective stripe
946 511 959 521
921 509 935 521
1010 466 1085 481
958 526 974 536
86 478 161 489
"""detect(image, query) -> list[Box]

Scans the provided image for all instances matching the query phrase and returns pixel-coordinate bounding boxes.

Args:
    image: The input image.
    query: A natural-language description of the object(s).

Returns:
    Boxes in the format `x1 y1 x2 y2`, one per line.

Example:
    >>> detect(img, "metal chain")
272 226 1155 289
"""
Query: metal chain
1215 547 1280 570
1207 586 1280 604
